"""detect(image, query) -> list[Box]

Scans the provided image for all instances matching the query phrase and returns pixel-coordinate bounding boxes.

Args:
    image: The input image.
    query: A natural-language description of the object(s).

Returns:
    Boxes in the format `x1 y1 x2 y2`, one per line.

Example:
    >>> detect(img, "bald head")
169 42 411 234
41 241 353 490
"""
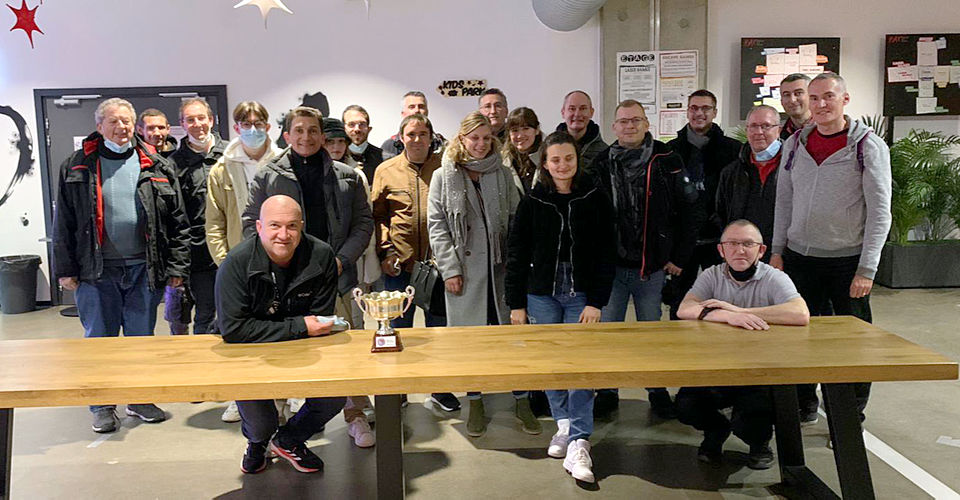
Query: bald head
257 195 304 267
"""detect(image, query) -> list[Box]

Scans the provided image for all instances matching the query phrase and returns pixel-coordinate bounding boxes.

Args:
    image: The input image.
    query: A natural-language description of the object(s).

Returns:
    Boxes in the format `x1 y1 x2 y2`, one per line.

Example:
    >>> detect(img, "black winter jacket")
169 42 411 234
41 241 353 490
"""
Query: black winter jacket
170 135 226 272
715 143 781 254
505 179 616 310
667 124 741 242
53 132 191 290
216 234 338 343
591 139 704 276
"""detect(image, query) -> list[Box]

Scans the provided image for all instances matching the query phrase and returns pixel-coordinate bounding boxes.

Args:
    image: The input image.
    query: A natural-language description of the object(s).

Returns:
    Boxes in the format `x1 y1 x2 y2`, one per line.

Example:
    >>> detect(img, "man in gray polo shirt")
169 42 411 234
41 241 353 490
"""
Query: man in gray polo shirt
676 219 809 469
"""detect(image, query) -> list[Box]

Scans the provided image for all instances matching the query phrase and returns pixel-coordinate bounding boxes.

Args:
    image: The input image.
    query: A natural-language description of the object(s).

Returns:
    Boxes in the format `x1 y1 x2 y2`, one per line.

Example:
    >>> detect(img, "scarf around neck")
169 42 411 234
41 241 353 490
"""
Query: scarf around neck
440 151 510 265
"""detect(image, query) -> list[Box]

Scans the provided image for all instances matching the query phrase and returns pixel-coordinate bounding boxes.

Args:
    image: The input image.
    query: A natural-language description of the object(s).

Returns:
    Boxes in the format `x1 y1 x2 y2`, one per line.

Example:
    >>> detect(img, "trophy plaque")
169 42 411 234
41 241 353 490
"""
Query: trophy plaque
352 286 415 353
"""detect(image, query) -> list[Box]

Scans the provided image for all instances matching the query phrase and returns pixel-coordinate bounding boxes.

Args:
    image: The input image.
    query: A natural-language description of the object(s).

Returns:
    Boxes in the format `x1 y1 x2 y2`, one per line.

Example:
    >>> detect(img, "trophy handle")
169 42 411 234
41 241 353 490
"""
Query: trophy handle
402 285 415 314
352 287 368 316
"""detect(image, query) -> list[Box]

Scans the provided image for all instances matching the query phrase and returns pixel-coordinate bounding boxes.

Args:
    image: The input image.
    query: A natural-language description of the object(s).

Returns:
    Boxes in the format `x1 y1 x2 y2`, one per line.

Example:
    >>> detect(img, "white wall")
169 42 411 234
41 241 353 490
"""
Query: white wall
0 0 601 300
707 0 960 137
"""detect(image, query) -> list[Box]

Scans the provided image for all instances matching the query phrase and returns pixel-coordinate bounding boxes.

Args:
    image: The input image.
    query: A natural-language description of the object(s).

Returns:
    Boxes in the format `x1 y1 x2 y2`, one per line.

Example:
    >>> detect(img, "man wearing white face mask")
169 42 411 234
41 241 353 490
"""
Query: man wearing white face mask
171 98 226 336
53 98 190 433
715 105 783 256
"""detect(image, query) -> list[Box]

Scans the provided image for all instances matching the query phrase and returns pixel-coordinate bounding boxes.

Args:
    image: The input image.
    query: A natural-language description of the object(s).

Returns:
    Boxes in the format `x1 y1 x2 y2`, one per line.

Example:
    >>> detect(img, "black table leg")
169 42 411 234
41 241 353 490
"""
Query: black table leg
822 383 876 500
771 386 838 499
1 408 12 500
374 395 403 500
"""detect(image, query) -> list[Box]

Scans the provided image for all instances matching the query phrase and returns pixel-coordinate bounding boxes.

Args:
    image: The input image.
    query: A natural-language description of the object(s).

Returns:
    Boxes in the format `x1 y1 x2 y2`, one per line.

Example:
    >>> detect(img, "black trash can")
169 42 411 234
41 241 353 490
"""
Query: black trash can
0 254 41 314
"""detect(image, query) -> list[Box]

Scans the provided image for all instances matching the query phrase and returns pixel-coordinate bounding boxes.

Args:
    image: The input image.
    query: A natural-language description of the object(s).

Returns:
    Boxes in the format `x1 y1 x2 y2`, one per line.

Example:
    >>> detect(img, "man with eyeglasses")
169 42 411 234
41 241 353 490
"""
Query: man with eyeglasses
716 105 782 255
779 73 813 140
170 98 226 336
343 104 383 184
591 99 704 420
479 88 509 142
771 72 891 426
676 219 810 469
381 91 445 161
666 89 741 321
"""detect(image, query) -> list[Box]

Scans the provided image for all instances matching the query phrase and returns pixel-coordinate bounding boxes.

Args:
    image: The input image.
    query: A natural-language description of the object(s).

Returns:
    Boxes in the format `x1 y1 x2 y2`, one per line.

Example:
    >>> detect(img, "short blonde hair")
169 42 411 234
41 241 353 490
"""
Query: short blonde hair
445 111 500 164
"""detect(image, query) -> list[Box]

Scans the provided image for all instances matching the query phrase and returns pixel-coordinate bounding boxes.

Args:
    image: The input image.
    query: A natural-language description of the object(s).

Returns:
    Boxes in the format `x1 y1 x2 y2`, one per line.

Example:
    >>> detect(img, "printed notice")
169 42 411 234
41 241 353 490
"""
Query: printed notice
799 43 818 66
949 66 960 84
783 54 800 74
766 53 786 74
888 65 919 82
660 76 697 109
917 41 938 66
934 66 950 85
658 110 686 138
618 65 658 103
918 80 934 98
916 97 937 114
660 50 698 78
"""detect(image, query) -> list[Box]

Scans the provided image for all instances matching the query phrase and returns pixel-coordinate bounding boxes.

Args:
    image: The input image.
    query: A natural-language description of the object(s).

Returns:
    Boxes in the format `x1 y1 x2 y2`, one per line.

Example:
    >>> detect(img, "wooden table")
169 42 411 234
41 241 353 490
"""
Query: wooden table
0 317 955 499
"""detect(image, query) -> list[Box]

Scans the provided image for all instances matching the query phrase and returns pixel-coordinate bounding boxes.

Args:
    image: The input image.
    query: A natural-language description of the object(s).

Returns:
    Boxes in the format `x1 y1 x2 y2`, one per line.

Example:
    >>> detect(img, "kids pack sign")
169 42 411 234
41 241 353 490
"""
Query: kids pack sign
437 79 487 98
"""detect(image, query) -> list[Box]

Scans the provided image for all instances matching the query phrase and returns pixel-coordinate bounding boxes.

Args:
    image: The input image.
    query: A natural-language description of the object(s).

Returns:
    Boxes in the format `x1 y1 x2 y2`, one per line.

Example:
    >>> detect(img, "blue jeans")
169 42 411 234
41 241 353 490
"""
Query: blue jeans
76 263 162 412
601 267 667 399
238 397 346 445
384 271 446 328
526 271 593 441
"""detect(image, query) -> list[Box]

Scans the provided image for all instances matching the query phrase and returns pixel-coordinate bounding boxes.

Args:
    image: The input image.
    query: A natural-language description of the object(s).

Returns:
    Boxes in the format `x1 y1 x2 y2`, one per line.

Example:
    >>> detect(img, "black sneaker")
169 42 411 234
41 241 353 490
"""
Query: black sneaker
593 390 619 420
429 393 461 411
91 408 120 433
241 441 269 474
747 444 775 470
269 437 324 473
697 430 729 466
800 409 819 426
125 403 167 423
649 390 678 420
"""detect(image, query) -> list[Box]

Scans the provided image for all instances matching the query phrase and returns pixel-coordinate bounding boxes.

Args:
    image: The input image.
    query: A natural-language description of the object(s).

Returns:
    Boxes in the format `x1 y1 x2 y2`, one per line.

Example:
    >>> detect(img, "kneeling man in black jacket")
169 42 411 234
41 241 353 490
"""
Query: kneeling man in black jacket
215 194 344 474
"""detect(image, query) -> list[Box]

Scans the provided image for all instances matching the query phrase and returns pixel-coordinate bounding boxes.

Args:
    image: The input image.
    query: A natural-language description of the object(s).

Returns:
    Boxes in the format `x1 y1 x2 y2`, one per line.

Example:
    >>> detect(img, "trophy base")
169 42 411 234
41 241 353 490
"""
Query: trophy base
372 333 404 353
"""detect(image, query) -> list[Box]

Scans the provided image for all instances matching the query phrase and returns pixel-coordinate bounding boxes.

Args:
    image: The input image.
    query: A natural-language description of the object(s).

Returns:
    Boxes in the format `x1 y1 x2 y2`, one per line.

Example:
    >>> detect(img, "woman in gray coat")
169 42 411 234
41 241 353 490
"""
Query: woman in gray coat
427 111 536 437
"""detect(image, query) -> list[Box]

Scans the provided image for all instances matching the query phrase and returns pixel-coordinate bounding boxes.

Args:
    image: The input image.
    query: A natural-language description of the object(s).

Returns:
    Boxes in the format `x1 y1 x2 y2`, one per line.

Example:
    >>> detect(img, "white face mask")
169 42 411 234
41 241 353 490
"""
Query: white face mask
753 139 782 161
104 138 132 153
348 141 368 154
188 133 212 148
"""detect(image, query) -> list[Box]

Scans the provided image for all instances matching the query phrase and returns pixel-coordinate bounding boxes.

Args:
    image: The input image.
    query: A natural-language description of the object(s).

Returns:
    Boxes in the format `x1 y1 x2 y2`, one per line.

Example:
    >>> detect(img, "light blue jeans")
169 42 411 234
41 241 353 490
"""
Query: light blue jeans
599 267 668 400
526 263 594 441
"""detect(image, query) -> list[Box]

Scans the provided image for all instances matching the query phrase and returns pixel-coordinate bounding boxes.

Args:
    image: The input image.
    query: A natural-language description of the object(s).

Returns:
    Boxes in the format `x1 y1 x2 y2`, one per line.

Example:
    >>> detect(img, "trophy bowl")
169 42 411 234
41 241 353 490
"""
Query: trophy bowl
352 286 414 352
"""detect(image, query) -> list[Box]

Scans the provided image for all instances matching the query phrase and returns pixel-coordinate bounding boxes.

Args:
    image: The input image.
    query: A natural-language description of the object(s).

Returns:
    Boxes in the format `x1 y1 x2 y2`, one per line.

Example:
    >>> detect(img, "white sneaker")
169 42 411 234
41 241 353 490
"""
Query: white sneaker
348 417 376 448
563 439 595 483
287 398 305 414
547 419 570 458
221 401 241 423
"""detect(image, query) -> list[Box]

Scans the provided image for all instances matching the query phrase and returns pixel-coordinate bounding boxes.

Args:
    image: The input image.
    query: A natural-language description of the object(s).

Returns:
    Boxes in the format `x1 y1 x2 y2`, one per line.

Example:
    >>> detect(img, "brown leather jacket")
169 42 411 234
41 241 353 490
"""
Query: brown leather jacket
370 151 442 271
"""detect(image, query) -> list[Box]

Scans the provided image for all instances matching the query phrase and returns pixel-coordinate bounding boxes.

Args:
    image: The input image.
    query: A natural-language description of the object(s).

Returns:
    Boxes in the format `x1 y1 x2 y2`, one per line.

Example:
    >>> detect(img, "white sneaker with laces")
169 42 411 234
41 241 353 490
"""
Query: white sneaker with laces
547 419 570 458
221 401 241 423
563 439 595 483
348 417 376 448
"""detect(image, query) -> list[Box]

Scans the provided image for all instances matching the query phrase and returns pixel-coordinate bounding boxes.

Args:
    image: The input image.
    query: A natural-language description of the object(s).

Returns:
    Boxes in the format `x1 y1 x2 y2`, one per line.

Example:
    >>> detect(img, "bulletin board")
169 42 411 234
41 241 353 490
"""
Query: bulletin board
739 37 841 119
883 34 960 116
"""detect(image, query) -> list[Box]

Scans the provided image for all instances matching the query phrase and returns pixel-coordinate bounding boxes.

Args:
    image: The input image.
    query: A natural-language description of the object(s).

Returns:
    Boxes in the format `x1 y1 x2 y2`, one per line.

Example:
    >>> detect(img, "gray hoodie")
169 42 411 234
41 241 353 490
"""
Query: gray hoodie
772 116 892 279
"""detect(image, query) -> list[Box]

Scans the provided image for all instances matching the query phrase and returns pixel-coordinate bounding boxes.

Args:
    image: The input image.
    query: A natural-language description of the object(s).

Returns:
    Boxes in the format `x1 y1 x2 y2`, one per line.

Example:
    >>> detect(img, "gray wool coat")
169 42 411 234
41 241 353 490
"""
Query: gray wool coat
427 156 521 327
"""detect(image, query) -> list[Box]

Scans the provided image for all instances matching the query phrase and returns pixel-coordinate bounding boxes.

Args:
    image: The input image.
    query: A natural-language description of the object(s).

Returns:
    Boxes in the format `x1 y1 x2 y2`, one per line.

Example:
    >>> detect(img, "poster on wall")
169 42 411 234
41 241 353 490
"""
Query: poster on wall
617 51 659 137
617 49 699 139
883 33 960 116
740 37 840 119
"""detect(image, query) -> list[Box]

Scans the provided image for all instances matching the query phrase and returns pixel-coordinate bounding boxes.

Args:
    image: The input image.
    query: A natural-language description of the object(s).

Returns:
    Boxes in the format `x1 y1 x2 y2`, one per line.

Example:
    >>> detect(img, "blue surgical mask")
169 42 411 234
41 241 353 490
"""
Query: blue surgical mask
239 128 267 149
753 139 781 161
104 138 132 153
348 141 368 154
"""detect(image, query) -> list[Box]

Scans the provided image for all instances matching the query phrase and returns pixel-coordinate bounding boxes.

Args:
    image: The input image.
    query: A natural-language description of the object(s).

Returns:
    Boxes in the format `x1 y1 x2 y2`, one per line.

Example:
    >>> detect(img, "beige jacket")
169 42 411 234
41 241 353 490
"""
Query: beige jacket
205 138 278 265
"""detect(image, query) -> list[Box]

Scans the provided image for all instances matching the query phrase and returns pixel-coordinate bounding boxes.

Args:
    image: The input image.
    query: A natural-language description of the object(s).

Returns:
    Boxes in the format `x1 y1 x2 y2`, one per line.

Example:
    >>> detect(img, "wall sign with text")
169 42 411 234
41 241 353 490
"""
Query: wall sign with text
437 79 487 98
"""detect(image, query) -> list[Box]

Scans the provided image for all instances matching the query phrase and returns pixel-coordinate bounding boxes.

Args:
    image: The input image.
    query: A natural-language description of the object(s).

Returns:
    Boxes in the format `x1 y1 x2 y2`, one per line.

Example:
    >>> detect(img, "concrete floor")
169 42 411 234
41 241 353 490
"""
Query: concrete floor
1 286 958 499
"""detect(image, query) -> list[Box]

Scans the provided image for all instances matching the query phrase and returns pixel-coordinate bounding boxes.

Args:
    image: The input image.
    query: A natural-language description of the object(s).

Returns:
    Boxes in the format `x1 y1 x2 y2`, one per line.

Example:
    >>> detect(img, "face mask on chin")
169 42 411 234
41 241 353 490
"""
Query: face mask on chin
104 137 132 153
348 141 368 154
753 139 782 161
188 133 211 148
728 259 759 281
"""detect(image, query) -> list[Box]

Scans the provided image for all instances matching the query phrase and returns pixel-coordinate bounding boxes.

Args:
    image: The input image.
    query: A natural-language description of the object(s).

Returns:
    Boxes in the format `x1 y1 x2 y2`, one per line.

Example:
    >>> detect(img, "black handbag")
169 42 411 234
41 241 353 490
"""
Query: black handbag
410 259 446 317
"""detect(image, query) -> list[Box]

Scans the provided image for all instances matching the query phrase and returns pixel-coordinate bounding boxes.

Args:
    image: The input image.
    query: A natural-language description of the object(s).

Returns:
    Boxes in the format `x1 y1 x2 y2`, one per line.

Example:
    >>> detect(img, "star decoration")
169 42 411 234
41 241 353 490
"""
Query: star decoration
7 0 42 48
233 0 293 29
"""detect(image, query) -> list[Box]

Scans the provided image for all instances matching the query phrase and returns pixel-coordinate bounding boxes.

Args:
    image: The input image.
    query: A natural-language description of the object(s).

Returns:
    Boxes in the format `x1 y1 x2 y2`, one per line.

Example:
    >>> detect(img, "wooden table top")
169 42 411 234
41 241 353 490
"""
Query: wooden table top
0 317 955 408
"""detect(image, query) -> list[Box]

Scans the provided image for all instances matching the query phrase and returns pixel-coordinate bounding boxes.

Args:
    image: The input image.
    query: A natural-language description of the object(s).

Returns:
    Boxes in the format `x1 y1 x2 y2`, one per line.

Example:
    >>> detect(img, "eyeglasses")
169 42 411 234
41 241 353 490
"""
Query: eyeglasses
721 240 762 250
238 121 267 131
746 123 778 132
688 105 715 113
615 117 647 126
345 121 369 129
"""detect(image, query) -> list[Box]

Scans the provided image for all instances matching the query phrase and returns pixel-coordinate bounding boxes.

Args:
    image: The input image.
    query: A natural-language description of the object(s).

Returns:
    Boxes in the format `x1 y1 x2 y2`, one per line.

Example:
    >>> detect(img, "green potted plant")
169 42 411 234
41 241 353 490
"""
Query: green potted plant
876 129 960 288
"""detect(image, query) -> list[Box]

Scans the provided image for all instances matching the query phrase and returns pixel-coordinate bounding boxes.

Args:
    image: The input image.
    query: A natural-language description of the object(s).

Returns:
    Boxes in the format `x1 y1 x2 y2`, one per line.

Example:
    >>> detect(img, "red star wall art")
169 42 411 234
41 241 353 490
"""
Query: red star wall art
7 0 42 48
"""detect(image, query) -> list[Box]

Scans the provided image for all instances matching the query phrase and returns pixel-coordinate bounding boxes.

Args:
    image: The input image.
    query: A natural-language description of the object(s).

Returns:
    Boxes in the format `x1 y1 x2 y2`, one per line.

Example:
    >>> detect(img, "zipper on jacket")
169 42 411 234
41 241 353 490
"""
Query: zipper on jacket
565 189 593 296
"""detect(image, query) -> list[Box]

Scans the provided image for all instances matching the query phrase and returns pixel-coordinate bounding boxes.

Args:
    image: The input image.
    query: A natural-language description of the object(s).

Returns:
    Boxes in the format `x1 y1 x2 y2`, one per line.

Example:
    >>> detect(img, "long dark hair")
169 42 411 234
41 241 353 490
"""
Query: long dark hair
537 131 583 193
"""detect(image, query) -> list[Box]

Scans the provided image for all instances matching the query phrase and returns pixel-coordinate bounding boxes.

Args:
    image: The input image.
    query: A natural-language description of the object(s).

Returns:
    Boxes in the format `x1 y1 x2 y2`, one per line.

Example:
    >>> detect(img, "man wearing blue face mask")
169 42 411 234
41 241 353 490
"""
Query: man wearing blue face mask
53 97 191 433
715 105 782 259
